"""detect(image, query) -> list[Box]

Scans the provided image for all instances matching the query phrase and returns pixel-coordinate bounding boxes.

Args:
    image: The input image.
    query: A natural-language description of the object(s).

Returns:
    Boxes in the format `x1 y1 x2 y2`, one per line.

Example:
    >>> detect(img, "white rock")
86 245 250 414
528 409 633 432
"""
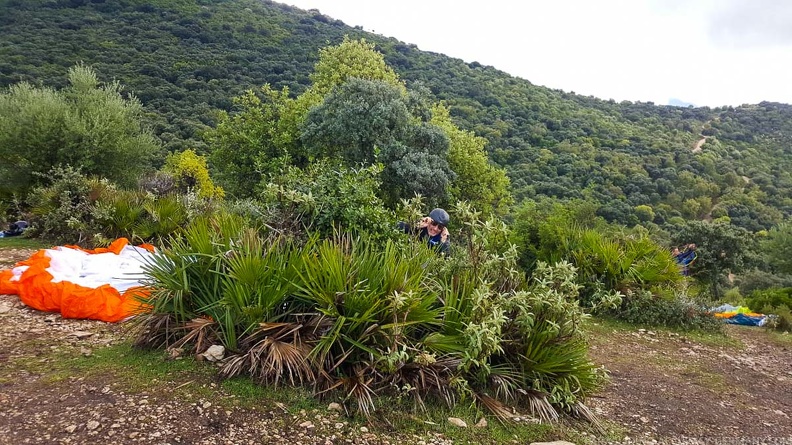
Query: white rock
0 301 13 314
475 418 487 428
447 417 467 428
86 420 100 431
327 402 343 412
299 421 315 429
71 331 94 340
202 345 225 362
65 425 77 433
359 426 369 433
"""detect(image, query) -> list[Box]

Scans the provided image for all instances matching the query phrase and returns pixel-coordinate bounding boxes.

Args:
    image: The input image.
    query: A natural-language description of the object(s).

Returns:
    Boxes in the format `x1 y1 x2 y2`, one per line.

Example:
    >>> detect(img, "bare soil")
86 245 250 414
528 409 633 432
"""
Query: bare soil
587 324 792 443
2 248 792 444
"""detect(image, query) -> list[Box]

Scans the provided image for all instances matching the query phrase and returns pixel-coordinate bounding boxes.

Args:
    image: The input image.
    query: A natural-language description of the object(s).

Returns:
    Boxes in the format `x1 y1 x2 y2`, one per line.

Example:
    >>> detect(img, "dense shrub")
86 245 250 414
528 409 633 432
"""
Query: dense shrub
745 288 792 331
258 160 395 240
0 64 159 197
604 290 723 333
25 165 203 246
163 149 224 199
511 200 682 311
26 165 106 244
135 211 605 421
735 269 792 295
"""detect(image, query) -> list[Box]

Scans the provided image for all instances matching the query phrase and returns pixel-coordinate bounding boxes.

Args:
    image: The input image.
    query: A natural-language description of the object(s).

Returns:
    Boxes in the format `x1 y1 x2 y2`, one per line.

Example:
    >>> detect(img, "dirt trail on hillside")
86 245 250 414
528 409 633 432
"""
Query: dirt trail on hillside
692 137 707 153
2 248 792 444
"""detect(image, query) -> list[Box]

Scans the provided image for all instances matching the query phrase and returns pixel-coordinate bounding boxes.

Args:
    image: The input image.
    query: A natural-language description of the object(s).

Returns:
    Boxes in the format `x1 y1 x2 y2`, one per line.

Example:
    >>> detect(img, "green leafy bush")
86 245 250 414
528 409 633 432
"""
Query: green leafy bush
163 149 224 199
258 160 395 240
511 200 682 312
745 288 792 331
0 64 159 197
605 290 722 332
26 165 107 244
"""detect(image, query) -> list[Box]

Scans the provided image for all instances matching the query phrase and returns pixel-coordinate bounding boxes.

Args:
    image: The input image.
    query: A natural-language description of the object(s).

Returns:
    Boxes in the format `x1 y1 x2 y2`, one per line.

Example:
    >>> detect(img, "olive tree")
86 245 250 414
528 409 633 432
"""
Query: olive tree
0 64 159 197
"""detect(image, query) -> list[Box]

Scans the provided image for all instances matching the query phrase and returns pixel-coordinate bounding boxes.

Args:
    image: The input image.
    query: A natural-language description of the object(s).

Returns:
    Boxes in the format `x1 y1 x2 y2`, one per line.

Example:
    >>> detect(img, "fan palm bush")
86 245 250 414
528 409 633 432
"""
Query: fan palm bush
293 236 442 414
134 213 266 350
135 206 606 422
91 188 191 245
92 188 148 241
512 201 684 315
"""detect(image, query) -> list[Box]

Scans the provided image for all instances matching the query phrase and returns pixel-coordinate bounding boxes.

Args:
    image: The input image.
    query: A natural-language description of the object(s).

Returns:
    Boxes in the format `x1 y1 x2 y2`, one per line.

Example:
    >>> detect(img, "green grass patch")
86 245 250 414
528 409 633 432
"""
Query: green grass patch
584 316 742 349
363 396 586 445
762 329 792 347
220 377 321 412
0 237 53 250
65 343 217 394
583 316 636 338
681 327 744 349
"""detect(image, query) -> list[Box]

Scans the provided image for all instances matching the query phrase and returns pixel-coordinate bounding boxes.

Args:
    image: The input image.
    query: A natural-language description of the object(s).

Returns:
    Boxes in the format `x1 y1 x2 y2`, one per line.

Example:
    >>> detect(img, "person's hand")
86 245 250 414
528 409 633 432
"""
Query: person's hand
440 226 449 242
418 217 432 228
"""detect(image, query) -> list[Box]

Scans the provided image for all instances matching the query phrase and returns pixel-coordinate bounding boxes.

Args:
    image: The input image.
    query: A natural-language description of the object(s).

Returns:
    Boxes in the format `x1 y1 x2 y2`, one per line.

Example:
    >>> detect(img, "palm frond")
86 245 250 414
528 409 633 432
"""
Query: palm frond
170 316 218 354
220 322 315 386
567 401 604 432
519 388 559 423
130 313 181 349
475 393 515 422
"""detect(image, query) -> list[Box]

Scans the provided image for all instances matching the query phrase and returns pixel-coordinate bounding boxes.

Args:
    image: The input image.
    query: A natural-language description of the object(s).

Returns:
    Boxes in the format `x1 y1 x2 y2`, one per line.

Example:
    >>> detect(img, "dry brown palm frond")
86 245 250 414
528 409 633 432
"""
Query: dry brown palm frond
475 393 516 423
129 313 181 349
220 321 315 386
342 367 378 418
170 316 218 354
518 388 559 423
568 401 605 432
385 356 460 411
314 364 378 417
488 365 523 403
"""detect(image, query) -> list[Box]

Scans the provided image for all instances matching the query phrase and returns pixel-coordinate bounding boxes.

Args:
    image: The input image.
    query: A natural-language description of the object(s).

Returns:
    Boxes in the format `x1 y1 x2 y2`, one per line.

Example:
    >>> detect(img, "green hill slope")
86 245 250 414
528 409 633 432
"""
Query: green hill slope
2 0 791 229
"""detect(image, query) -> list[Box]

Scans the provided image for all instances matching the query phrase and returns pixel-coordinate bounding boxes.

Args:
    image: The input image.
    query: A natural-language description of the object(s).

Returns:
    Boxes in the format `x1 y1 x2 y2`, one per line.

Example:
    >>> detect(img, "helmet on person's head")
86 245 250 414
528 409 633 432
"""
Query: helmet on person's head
428 208 450 227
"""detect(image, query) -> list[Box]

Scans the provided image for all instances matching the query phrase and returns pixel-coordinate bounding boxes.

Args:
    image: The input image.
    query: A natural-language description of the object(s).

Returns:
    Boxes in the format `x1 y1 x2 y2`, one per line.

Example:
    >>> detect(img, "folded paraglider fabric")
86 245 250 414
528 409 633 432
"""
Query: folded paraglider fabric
711 304 768 327
0 238 154 322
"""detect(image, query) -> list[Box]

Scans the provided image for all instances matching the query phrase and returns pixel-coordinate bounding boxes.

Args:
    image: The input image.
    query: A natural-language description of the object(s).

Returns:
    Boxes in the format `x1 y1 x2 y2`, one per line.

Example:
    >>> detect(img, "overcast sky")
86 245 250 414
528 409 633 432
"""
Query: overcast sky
282 0 792 107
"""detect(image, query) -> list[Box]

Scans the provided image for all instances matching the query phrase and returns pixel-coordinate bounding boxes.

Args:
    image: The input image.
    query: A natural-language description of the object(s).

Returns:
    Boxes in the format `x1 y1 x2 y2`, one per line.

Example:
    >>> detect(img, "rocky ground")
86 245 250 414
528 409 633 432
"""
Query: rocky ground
586 324 792 444
2 246 792 445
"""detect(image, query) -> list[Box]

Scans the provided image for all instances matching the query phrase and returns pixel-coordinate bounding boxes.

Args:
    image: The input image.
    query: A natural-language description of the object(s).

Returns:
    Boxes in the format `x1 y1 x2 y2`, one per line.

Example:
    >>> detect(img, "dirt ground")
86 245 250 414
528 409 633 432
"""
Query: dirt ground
586 324 792 443
2 247 792 444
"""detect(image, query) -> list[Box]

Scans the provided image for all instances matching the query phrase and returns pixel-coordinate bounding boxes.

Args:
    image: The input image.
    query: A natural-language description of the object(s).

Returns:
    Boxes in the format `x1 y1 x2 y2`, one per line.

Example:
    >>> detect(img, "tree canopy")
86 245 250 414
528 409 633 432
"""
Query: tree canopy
0 64 158 197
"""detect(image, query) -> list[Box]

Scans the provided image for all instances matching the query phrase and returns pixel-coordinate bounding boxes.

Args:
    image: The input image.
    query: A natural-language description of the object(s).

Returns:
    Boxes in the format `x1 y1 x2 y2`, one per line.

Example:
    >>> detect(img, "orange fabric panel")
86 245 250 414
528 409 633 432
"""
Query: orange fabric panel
0 239 149 322
63 237 130 255
0 269 17 295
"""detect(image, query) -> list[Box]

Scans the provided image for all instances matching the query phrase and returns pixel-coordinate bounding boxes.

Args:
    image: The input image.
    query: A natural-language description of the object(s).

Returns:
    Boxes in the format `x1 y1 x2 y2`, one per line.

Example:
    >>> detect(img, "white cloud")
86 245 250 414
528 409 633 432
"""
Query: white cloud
284 0 792 107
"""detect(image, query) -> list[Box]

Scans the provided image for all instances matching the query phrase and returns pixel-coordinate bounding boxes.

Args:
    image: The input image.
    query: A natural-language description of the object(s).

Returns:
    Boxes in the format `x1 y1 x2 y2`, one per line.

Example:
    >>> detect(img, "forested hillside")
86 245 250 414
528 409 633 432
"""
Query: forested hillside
2 0 792 230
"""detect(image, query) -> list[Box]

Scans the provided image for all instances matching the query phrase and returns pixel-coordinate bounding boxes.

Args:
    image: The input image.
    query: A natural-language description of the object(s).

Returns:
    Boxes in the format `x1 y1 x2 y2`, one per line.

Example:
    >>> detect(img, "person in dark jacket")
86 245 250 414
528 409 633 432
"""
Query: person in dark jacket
397 208 451 255
0 220 28 238
675 243 697 276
